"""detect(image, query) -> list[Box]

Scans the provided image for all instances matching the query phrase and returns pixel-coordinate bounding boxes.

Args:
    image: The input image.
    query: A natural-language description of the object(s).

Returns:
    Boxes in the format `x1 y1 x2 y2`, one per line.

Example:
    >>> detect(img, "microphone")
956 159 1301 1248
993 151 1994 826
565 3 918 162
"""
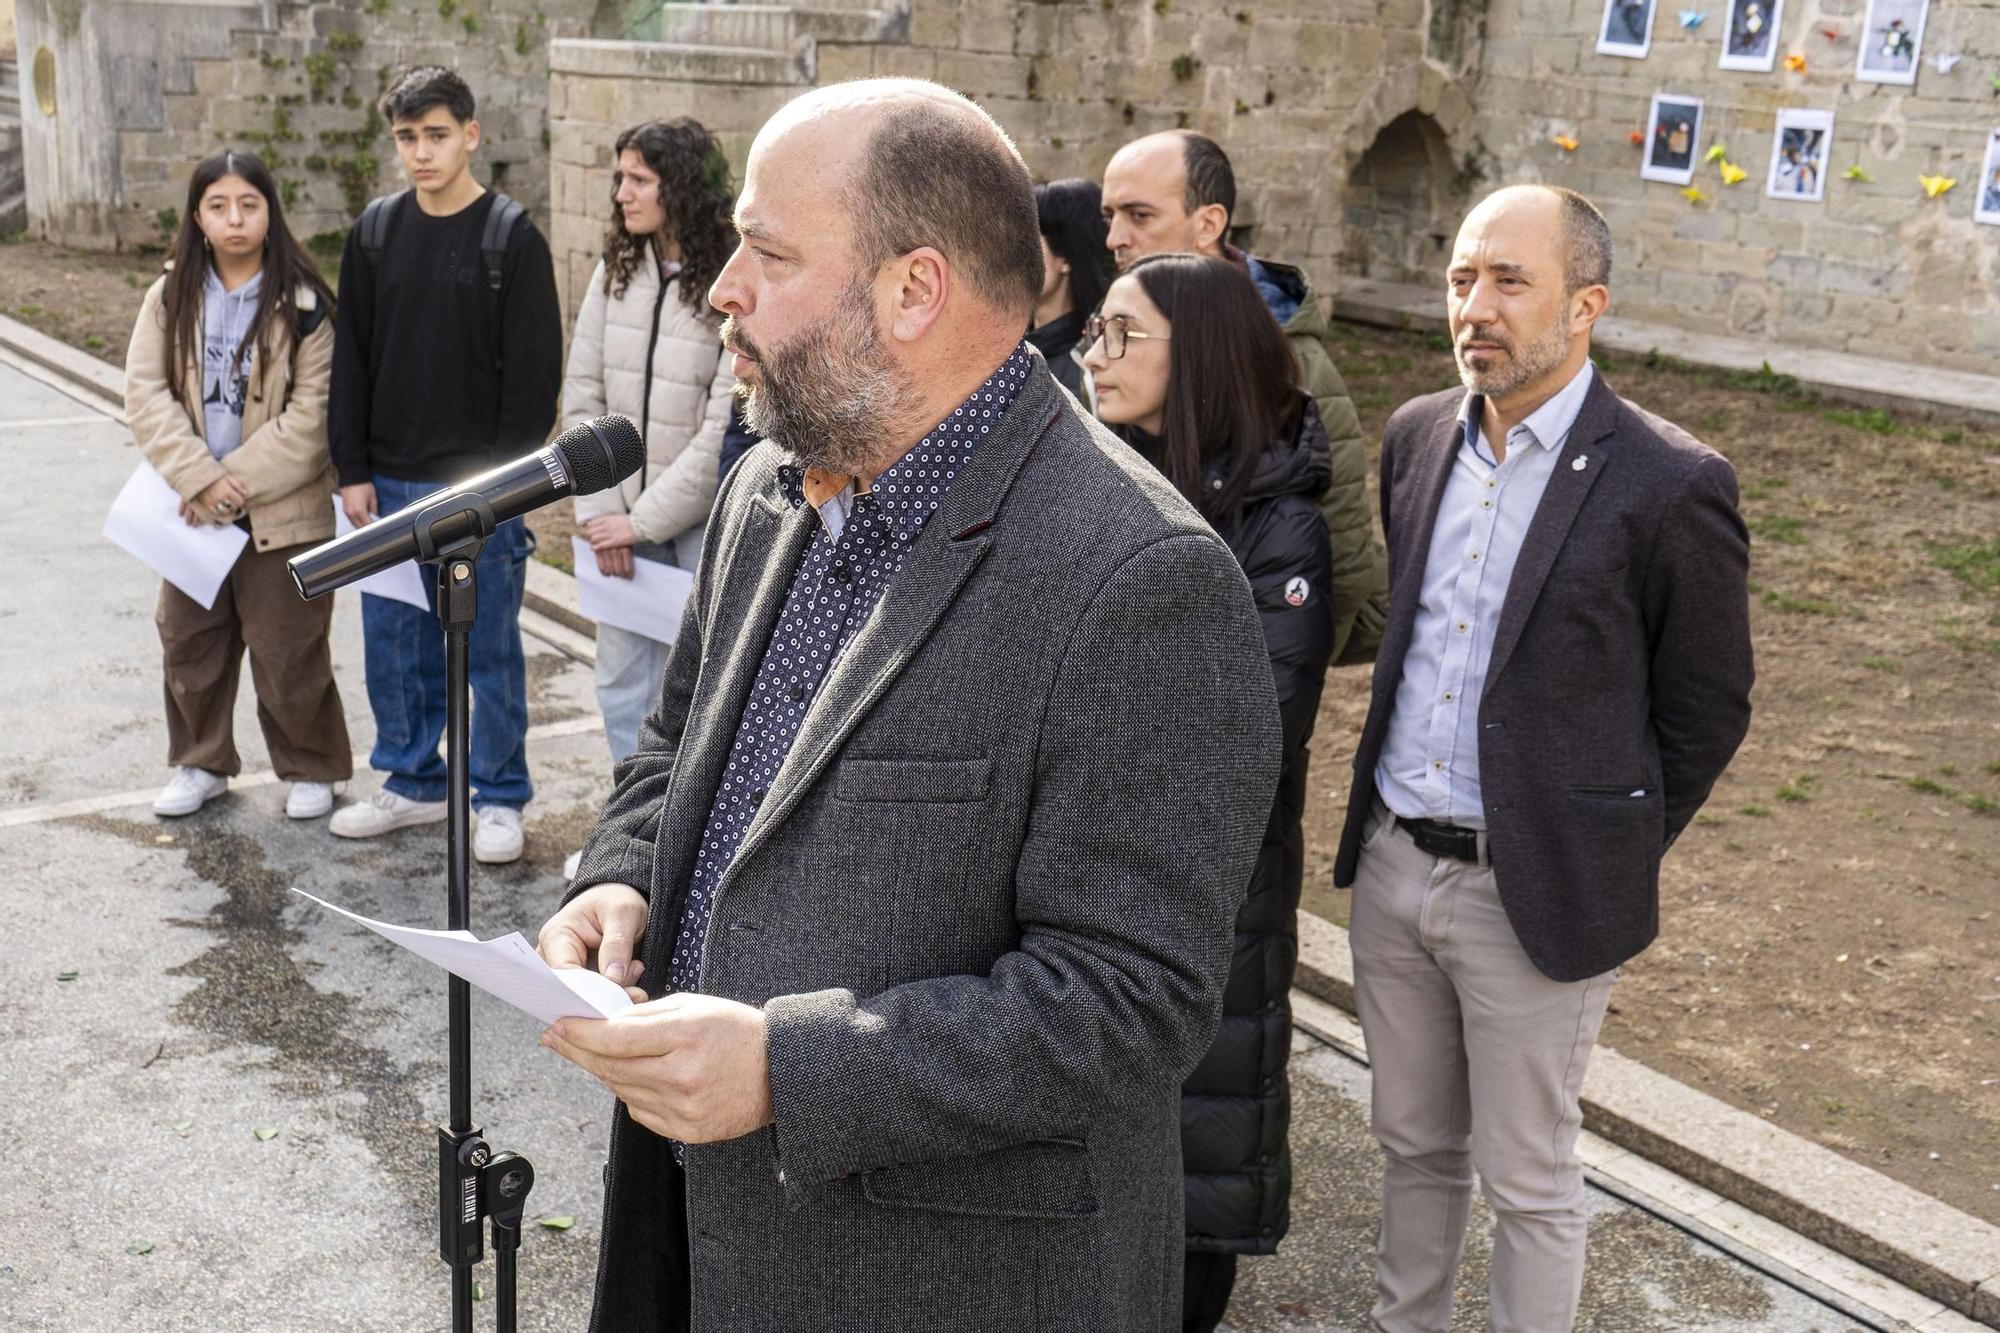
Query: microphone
289 415 645 600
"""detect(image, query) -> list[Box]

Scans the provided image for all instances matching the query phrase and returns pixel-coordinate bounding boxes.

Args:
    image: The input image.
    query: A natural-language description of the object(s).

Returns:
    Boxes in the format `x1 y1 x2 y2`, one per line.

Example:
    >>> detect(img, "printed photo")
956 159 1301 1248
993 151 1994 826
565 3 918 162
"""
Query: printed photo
1856 0 1928 85
1766 108 1834 203
1598 0 1658 58
1976 128 2000 227
1642 93 1705 185
1720 0 1785 71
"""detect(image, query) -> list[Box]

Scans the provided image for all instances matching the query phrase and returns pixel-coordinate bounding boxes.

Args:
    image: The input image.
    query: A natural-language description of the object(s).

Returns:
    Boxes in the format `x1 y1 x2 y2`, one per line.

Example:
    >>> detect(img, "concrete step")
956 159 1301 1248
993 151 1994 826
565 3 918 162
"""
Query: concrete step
629 3 903 53
551 36 807 86
0 192 23 235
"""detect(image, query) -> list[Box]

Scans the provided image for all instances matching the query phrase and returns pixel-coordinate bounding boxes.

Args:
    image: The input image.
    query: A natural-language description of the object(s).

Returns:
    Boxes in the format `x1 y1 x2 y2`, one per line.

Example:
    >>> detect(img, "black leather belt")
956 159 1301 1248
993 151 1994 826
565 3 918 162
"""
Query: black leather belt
1395 815 1483 864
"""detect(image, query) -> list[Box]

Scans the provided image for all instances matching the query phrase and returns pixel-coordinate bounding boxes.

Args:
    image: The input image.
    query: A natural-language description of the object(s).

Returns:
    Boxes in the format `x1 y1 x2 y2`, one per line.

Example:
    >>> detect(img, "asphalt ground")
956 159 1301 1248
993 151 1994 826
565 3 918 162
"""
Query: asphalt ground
0 356 1912 1330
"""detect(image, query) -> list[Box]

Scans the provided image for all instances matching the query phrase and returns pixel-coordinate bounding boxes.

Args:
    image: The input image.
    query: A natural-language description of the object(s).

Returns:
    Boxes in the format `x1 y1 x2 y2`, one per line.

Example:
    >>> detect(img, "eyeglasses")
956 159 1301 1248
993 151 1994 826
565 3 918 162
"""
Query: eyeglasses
1082 313 1168 360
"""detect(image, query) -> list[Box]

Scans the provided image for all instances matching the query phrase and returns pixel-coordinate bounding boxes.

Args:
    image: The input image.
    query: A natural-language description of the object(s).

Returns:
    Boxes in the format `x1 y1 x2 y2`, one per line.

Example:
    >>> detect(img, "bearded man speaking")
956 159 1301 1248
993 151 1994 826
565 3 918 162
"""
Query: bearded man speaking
534 78 1282 1333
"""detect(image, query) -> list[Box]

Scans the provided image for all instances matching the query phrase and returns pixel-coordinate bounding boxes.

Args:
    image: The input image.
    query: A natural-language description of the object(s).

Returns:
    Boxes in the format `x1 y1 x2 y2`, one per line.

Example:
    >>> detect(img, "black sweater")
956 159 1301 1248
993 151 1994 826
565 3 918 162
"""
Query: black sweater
328 190 563 486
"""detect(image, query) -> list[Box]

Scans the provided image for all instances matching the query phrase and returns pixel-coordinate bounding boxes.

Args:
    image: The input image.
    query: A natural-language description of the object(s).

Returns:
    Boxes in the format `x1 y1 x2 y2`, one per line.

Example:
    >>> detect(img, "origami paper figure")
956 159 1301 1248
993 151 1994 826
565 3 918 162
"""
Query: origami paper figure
1720 160 1748 184
1785 52 1808 71
1554 134 1581 151
1679 9 1707 27
1919 173 1956 198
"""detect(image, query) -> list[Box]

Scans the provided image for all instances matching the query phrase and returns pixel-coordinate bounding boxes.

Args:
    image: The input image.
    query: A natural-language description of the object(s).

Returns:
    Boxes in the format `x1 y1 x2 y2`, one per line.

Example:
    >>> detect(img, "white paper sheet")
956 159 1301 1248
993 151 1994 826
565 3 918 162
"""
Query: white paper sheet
334 501 433 609
102 462 249 610
291 888 634 1027
571 536 693 644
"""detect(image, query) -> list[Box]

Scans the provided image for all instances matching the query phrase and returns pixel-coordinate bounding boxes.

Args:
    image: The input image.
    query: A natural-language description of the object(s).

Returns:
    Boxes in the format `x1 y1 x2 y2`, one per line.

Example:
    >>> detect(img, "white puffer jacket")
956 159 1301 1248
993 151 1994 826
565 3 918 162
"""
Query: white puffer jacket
562 255 732 541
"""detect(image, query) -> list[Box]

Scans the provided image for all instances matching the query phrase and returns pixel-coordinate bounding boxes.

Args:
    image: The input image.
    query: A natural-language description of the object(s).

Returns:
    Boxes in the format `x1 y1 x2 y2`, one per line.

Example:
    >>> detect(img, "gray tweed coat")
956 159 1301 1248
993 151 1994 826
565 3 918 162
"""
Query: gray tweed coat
568 352 1283 1332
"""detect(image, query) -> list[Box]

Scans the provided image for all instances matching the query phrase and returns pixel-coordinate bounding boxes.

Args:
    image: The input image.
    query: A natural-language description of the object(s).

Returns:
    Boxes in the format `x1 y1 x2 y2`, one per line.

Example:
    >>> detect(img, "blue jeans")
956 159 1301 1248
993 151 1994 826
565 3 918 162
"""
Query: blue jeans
361 473 534 809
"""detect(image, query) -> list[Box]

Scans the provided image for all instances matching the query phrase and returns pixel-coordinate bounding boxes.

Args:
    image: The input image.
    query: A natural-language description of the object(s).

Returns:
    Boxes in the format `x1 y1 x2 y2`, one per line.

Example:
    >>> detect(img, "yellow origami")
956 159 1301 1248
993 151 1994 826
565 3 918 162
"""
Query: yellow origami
1919 174 1956 199
1554 134 1580 152
1705 144 1728 163
1719 160 1747 185
1842 164 1872 182
1784 52 1807 71
1681 185 1709 205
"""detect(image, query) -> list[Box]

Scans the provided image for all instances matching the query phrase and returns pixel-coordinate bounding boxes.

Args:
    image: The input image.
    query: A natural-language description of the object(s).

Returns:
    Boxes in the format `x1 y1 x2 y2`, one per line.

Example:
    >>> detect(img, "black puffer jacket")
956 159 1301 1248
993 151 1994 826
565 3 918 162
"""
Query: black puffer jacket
1182 397 1337 1254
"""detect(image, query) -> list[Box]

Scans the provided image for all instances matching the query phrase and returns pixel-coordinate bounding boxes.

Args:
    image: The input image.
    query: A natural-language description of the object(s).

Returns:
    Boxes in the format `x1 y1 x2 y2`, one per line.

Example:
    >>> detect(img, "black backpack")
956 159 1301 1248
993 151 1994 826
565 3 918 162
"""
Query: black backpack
355 188 524 372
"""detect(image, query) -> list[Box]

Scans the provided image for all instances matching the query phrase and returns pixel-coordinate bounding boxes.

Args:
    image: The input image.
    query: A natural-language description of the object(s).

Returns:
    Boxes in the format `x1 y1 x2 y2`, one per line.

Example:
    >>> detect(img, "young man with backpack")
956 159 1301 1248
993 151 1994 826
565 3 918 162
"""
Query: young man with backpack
326 65 562 862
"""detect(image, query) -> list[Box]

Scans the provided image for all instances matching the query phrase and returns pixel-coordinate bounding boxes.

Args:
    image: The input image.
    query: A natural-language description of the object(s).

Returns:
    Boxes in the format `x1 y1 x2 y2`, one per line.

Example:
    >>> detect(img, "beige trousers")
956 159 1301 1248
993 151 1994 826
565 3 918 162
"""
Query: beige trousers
1349 808 1617 1333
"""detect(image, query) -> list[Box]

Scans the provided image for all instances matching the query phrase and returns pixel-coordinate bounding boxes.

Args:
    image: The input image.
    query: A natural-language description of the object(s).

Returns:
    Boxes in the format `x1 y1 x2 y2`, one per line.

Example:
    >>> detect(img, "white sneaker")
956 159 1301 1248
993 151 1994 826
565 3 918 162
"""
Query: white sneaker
562 849 583 881
154 766 228 817
286 781 336 819
474 806 525 864
329 788 448 839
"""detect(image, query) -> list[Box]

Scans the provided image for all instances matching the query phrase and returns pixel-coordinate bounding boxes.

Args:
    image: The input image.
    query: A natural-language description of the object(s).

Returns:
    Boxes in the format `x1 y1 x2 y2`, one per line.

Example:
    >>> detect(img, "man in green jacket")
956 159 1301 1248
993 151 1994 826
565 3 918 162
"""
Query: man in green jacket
1099 131 1386 661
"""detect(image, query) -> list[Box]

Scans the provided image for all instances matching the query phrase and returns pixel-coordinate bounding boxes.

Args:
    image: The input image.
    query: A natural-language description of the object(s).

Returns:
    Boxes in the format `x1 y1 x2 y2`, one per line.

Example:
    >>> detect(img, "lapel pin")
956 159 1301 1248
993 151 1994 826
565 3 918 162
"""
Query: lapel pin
1573 455 1589 471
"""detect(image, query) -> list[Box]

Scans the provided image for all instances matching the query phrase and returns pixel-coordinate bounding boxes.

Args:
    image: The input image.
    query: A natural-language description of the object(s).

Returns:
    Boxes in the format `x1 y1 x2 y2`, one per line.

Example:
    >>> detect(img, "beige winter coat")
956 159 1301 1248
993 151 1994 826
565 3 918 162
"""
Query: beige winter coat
124 273 338 553
562 257 731 542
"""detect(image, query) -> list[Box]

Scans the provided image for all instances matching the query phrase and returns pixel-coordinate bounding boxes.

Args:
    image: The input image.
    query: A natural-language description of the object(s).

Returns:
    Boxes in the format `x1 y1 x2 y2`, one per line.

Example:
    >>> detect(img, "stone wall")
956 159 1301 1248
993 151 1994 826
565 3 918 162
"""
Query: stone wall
546 0 1480 335
1474 0 2000 375
548 0 1997 377
15 0 593 251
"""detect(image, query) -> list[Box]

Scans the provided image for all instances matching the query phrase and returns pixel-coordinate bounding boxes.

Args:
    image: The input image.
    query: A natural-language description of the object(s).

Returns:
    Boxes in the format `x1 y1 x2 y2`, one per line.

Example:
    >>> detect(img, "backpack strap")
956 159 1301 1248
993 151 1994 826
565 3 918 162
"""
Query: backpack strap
356 189 408 268
480 192 526 374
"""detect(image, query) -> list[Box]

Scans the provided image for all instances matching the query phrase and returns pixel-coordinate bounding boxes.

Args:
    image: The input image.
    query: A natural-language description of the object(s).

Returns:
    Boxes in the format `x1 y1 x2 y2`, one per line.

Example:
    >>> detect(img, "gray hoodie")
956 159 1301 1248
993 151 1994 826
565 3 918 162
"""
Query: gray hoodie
200 266 263 460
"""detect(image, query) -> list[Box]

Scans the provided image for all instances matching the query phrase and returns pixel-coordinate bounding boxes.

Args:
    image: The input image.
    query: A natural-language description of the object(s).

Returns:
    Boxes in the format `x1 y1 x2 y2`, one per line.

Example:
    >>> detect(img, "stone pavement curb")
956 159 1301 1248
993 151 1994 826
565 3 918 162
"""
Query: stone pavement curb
12 307 1997 1328
1297 912 2000 1327
0 312 127 419
1332 277 2000 428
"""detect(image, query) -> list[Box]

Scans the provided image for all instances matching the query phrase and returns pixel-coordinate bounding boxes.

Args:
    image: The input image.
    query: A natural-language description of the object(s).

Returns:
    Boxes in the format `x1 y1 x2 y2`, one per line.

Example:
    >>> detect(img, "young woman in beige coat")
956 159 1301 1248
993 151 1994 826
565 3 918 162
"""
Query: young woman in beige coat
560 119 737 872
125 149 352 820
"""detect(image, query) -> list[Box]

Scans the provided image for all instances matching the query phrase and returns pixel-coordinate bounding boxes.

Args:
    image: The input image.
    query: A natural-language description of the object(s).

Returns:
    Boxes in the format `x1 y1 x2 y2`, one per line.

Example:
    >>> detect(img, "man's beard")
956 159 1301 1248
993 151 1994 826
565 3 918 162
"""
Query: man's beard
723 280 912 476
1454 312 1573 400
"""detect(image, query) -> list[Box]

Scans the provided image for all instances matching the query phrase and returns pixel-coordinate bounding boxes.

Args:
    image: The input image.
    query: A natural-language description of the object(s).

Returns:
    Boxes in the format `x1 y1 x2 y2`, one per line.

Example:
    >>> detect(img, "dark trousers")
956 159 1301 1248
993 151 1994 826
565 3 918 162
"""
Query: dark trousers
1183 1251 1238 1333
156 541 352 781
658 1154 691 1333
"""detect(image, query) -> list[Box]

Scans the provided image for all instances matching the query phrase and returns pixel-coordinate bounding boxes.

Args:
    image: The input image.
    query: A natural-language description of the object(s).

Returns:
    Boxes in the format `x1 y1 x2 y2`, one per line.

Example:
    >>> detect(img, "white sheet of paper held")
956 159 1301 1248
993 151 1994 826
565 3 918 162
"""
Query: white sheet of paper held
571 536 693 643
291 888 634 1026
103 462 249 610
333 500 432 610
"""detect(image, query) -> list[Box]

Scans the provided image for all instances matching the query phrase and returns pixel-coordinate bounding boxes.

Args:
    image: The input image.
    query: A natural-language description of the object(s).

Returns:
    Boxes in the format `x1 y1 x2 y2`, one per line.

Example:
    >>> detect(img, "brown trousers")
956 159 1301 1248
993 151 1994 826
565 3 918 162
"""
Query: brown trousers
156 540 353 782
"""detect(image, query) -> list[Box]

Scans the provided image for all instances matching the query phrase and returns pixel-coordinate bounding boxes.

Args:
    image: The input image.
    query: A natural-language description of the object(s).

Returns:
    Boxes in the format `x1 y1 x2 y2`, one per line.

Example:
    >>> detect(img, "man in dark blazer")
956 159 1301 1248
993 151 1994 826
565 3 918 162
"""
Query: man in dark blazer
534 79 1282 1332
1333 185 1753 1332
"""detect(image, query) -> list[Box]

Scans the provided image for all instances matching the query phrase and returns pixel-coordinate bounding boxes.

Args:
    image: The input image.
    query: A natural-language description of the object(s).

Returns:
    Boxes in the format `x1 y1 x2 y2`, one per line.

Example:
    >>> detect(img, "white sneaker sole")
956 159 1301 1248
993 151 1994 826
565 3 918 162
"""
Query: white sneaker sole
329 804 449 839
154 787 226 818
474 839 525 865
286 793 336 820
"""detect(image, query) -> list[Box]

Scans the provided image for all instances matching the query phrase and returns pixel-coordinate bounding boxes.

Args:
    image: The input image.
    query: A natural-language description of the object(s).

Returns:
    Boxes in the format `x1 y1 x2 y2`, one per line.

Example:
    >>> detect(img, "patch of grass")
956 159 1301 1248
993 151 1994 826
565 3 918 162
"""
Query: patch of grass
1777 775 1817 803
1722 838 1743 851
82 335 105 350
1940 764 1958 777
1423 332 1452 352
1822 406 1900 435
1907 776 1949 796
1930 537 2000 599
1861 656 1897 672
1727 361 1801 397
1750 514 1808 546
1962 792 1999 817
1983 761 2000 776
1738 804 1771 817
1741 476 1788 502
1751 581 1848 617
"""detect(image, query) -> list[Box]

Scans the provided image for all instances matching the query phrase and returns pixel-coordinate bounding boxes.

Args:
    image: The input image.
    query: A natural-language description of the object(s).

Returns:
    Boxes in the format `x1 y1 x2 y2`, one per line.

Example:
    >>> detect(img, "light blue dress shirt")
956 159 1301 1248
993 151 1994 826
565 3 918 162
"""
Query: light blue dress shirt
1376 362 1597 829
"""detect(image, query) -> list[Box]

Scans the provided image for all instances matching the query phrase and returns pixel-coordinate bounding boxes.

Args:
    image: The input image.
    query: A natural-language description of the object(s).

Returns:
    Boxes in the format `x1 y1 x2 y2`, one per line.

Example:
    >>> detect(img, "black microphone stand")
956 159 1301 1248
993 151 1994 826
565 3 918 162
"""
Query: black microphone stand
414 496 537 1333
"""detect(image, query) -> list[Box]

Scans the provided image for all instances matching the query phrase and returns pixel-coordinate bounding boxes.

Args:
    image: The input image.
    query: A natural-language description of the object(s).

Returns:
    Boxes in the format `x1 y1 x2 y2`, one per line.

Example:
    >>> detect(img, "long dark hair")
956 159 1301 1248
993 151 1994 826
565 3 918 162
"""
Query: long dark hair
1033 177 1114 321
1121 252 1299 531
603 118 735 309
160 149 333 404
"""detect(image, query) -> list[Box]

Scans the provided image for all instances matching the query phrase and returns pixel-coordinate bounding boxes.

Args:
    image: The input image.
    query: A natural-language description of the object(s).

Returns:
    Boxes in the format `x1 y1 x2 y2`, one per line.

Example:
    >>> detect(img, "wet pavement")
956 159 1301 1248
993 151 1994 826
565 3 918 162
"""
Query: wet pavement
0 356 1922 1329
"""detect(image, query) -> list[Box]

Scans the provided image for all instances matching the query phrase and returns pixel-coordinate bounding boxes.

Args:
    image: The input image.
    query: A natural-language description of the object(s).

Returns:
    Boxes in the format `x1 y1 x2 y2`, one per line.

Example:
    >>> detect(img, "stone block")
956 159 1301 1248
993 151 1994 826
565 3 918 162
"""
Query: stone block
814 41 876 85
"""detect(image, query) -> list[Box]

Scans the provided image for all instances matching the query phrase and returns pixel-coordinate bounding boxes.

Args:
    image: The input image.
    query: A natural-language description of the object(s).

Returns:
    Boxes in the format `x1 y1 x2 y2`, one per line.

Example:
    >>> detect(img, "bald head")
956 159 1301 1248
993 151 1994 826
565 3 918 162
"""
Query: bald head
1463 184 1612 295
1102 130 1236 267
755 79 1043 318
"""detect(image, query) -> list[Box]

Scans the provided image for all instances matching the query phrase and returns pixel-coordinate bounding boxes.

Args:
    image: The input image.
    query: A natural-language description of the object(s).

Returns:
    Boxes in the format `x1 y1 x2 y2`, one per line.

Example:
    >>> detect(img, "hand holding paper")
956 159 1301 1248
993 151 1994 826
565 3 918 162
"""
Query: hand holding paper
103 462 249 610
292 888 634 1026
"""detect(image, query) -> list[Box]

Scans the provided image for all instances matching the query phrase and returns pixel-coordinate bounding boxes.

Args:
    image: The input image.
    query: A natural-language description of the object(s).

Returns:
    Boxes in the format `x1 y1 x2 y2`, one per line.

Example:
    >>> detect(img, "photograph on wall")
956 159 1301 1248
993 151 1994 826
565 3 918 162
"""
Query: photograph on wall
1766 108 1834 202
1598 0 1659 57
1720 0 1785 70
1977 128 2000 227
1856 0 1928 84
1642 93 1706 184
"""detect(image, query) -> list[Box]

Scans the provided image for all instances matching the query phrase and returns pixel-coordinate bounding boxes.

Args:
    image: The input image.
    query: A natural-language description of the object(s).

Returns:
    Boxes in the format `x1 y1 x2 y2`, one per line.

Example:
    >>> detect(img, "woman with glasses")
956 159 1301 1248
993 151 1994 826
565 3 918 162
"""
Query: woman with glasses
1084 252 1337 1333
1029 178 1115 399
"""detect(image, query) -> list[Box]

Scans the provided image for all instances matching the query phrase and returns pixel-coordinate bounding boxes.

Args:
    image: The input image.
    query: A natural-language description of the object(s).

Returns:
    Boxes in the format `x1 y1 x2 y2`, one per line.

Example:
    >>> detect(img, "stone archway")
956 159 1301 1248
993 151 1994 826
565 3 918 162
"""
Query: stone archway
1339 109 1470 289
